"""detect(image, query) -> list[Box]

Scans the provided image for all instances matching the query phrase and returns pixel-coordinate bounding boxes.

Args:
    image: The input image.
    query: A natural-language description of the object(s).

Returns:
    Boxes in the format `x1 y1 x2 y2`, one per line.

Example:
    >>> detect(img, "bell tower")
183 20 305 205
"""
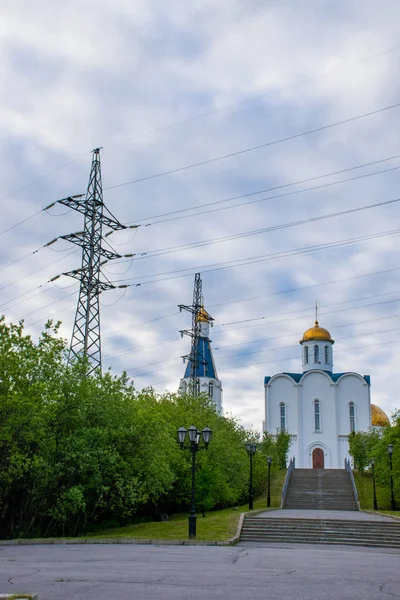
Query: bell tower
300 317 334 373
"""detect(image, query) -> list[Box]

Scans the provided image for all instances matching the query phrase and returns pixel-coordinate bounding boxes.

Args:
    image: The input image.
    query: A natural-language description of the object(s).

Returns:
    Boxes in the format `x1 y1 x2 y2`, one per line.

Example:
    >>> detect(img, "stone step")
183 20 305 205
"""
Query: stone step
283 468 358 510
240 517 400 548
240 536 400 548
241 530 400 539
245 517 400 526
242 527 400 539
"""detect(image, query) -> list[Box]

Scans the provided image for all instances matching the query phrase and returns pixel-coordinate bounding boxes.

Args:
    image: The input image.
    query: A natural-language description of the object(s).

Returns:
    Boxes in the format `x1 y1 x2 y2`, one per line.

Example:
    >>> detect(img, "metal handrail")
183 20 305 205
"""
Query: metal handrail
345 457 360 510
281 457 295 508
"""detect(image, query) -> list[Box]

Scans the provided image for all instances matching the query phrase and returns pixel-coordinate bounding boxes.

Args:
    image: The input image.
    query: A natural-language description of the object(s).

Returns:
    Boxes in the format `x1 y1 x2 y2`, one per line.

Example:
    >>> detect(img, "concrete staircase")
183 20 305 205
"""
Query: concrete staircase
283 469 358 511
240 517 400 548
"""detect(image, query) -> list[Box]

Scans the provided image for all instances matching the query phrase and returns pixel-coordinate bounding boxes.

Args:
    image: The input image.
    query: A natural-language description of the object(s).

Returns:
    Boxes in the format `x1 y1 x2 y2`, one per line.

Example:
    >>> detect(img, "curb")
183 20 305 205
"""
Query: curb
0 537 233 547
363 510 400 521
0 508 278 548
0 595 38 599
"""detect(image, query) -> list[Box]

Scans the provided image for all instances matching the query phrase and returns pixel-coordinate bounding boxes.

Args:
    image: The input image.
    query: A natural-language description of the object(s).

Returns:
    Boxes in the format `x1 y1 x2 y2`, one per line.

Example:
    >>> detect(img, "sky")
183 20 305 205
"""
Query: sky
1 0 400 430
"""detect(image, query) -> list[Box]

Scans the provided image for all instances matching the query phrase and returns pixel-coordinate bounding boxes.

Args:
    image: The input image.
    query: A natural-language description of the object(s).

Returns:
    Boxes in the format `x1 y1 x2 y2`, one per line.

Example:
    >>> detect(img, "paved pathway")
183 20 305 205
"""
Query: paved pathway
0 544 399 600
256 509 398 521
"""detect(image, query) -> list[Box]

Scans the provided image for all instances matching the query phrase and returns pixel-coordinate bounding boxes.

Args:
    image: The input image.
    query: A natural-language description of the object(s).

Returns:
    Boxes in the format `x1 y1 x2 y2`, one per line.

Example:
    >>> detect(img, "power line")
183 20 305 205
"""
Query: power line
6 231 400 334
113 227 400 286
2 42 398 239
134 154 400 224
107 44 400 151
102 311 179 338
124 194 400 262
104 335 179 361
0 154 90 206
104 299 400 366
216 325 400 362
218 289 400 328
126 338 400 381
208 266 400 310
215 313 400 352
221 297 400 335
104 101 400 191
220 338 400 373
12 291 77 322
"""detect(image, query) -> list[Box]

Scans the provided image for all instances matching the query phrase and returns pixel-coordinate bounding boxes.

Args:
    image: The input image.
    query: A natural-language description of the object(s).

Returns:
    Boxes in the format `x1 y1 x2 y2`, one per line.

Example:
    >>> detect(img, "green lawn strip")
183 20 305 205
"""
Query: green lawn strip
87 470 287 541
1 595 37 599
353 471 399 512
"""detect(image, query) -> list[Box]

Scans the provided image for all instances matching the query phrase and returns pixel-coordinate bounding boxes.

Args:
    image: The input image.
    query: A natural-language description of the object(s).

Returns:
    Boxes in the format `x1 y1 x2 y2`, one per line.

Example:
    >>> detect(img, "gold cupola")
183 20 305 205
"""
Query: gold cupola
197 306 213 323
300 320 334 344
371 404 390 427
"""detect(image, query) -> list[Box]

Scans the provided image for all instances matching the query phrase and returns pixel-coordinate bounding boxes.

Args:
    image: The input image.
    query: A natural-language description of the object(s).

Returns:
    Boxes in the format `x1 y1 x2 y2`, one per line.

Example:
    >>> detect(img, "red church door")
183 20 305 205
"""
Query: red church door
312 448 324 469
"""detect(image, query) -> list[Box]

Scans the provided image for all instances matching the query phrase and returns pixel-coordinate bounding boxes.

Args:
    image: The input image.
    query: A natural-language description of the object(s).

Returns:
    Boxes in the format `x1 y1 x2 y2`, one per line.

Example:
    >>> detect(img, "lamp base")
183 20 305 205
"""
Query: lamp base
188 514 197 538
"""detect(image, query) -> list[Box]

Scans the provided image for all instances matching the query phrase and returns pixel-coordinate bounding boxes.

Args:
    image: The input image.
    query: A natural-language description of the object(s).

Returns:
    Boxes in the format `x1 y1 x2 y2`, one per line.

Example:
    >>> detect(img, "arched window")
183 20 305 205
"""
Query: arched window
182 381 187 393
196 379 200 395
314 399 321 431
349 402 355 432
304 346 309 364
280 402 286 431
208 381 214 398
324 345 329 363
314 345 319 363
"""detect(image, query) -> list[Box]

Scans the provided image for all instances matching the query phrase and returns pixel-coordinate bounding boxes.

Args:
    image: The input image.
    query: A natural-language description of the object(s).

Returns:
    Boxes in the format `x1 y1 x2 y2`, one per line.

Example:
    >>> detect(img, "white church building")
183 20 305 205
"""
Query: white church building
263 319 389 469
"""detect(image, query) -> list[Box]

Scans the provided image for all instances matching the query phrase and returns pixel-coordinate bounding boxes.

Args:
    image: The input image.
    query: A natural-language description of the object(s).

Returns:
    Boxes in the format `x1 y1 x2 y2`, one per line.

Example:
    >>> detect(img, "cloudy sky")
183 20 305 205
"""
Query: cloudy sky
1 0 400 430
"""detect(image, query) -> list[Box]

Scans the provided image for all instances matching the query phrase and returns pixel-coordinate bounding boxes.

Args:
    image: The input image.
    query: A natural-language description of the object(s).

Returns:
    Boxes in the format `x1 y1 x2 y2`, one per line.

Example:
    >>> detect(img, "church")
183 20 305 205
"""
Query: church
176 276 389 467
178 305 223 415
263 318 390 468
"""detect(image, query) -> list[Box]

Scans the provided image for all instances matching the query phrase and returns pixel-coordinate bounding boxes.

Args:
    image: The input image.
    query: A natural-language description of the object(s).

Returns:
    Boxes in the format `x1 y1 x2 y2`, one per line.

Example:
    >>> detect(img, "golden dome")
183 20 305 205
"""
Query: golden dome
301 320 334 343
371 404 390 427
197 306 213 323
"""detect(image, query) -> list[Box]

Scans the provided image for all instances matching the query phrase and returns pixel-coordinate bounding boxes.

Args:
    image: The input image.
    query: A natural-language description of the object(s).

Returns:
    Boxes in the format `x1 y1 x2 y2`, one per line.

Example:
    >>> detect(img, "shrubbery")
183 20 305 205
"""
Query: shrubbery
0 317 289 538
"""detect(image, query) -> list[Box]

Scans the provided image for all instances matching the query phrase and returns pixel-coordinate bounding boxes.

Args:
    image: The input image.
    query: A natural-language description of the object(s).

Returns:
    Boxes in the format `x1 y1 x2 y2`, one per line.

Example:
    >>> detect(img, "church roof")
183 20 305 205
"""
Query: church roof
184 336 218 379
197 306 213 323
301 320 334 343
371 404 390 426
264 372 370 385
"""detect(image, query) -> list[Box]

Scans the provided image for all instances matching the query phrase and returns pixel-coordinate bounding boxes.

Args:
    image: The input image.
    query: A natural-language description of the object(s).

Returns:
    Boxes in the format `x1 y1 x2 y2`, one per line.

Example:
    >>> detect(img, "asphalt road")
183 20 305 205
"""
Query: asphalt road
0 543 399 600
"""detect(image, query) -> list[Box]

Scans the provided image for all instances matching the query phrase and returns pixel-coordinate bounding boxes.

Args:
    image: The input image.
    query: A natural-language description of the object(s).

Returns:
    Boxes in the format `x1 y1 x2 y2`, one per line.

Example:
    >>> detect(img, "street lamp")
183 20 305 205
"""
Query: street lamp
245 442 257 510
267 456 272 508
177 426 212 538
370 459 377 511
387 444 396 511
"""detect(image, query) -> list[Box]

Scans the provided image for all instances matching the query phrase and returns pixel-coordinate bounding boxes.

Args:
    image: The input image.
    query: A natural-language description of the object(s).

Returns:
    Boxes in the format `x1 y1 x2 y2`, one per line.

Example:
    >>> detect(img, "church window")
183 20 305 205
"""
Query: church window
314 400 321 431
324 345 329 363
196 380 201 395
349 402 355 432
304 346 309 364
314 345 319 363
182 381 187 393
208 382 214 398
280 402 286 431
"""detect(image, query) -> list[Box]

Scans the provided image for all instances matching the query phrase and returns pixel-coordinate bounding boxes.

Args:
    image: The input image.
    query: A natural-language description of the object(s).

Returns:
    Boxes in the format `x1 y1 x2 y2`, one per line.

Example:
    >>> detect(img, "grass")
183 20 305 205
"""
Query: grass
87 470 287 542
353 471 399 513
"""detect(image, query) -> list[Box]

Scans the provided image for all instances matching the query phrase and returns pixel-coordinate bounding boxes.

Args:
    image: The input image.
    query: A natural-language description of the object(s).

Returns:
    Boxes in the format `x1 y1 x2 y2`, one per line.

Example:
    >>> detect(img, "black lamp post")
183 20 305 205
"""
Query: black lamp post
267 456 272 508
245 443 257 510
177 425 212 538
370 459 378 511
387 444 396 511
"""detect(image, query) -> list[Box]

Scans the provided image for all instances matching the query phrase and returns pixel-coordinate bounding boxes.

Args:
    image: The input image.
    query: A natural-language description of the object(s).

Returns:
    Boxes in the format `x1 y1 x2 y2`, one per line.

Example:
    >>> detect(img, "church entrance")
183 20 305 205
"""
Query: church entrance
312 448 324 469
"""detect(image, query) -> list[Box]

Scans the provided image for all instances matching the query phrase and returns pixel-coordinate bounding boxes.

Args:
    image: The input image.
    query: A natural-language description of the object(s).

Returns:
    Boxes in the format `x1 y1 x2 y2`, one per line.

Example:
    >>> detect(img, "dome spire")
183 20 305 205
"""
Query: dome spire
315 300 318 326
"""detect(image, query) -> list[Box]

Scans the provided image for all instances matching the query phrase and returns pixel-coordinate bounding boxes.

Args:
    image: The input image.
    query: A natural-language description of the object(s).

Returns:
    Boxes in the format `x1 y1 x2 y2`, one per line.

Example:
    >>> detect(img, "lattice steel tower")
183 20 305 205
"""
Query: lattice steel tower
179 273 208 396
53 148 128 375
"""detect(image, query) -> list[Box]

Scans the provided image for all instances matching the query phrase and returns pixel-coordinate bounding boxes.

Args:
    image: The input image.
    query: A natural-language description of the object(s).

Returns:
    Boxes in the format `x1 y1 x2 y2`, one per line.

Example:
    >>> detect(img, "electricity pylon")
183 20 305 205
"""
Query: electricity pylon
178 273 210 396
48 148 134 375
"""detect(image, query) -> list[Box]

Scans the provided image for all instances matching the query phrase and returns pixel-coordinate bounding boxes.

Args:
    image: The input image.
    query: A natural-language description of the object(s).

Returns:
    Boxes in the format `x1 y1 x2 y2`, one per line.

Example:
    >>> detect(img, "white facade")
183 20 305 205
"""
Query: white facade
179 310 223 415
263 320 371 468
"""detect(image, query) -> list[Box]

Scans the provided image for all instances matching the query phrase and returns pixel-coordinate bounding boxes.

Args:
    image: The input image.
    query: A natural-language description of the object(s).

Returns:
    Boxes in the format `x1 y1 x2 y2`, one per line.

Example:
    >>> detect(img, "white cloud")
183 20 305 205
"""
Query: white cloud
1 0 400 431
